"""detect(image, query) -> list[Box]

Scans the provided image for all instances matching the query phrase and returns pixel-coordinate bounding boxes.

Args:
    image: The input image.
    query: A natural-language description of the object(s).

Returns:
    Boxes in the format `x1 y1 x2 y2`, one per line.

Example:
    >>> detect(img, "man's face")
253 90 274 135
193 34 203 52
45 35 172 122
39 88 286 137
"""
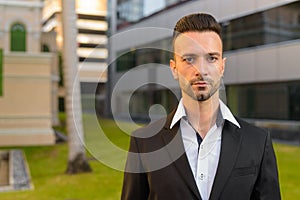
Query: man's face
170 31 225 101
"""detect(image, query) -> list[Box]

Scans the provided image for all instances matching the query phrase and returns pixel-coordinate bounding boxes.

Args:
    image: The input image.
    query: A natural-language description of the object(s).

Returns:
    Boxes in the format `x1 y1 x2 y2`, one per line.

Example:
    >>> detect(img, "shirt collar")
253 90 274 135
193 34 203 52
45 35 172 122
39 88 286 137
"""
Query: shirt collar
170 98 240 129
219 100 240 128
170 99 186 129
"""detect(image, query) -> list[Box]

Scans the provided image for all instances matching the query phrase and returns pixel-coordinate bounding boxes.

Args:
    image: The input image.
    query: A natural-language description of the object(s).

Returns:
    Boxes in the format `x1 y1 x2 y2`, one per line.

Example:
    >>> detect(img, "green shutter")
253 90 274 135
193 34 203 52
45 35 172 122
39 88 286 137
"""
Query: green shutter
0 48 3 96
10 23 26 52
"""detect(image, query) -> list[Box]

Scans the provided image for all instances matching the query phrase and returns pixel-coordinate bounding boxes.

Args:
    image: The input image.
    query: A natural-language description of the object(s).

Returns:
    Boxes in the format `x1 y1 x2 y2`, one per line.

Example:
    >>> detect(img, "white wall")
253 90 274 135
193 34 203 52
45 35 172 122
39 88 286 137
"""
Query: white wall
224 40 300 84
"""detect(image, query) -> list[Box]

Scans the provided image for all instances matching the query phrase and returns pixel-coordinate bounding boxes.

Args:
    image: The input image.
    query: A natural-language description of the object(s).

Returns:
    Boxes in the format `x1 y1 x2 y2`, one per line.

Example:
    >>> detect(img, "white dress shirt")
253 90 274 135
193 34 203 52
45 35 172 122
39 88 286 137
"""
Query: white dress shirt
170 99 240 200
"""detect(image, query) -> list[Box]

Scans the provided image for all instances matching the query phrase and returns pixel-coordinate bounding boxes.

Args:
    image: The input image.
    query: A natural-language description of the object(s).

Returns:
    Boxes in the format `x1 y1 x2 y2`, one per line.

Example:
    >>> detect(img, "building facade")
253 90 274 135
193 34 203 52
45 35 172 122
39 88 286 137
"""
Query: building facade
108 0 300 135
0 0 59 146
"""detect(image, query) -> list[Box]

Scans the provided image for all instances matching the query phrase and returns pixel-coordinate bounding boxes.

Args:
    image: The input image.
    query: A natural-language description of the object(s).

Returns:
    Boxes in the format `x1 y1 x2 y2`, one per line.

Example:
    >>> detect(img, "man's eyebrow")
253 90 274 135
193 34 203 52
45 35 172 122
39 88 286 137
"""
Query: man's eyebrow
180 52 221 58
181 53 198 58
208 52 221 57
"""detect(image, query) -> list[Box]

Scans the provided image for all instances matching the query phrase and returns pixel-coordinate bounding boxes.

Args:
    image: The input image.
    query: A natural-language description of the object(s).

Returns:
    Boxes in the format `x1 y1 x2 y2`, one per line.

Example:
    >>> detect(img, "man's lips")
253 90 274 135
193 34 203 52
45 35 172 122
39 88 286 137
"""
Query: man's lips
191 81 208 86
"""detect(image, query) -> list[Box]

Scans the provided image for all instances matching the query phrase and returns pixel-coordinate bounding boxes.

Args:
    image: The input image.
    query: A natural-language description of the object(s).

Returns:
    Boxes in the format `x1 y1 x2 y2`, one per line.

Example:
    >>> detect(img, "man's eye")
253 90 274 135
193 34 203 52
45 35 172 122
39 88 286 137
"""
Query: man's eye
183 57 194 64
207 56 218 63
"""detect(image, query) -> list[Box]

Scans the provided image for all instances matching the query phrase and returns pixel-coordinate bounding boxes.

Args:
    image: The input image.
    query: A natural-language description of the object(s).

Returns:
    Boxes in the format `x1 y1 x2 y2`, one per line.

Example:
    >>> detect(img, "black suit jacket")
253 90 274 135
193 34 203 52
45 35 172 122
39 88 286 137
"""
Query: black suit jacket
121 110 281 200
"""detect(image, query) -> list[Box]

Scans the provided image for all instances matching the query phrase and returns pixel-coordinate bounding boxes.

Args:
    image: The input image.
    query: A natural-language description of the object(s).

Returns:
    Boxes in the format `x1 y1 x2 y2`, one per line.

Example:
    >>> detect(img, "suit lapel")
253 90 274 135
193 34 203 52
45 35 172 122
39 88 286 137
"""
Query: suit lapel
161 112 201 200
209 120 242 200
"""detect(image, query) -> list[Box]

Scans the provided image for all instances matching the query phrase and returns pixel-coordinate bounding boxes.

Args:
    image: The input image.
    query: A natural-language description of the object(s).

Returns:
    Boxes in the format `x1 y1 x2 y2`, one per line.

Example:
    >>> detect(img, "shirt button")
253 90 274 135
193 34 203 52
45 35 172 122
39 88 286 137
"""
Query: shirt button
200 173 205 180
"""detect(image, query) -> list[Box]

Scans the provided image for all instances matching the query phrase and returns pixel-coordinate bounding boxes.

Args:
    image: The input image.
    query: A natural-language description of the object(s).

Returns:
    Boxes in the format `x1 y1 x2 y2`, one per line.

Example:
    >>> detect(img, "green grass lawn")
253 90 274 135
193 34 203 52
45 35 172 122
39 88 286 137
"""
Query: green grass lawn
274 143 300 199
0 115 299 199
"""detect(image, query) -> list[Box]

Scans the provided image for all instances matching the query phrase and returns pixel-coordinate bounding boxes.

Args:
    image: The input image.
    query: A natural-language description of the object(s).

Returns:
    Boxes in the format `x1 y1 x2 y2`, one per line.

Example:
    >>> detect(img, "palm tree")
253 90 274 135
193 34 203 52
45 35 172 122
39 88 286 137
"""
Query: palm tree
61 0 92 174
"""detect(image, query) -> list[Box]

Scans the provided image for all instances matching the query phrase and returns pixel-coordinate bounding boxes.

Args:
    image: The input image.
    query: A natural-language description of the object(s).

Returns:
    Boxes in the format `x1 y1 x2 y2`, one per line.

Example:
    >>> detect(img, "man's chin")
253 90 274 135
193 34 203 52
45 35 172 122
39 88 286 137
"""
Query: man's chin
195 94 210 101
189 92 210 101
183 88 212 101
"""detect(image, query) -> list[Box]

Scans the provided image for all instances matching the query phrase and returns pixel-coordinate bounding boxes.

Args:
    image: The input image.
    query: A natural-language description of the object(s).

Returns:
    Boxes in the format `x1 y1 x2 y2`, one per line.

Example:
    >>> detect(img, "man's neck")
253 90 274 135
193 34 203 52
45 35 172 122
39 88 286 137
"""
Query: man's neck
182 94 220 139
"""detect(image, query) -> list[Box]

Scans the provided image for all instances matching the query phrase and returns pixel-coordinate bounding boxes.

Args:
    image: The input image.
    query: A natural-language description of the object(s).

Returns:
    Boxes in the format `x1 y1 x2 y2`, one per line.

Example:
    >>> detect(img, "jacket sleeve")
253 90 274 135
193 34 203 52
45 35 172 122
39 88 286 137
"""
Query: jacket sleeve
121 135 149 200
251 131 281 200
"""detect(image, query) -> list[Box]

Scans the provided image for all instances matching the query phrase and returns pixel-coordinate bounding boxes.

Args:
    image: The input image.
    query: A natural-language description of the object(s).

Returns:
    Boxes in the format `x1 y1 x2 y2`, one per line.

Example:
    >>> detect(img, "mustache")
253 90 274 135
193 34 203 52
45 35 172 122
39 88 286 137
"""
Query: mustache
189 77 213 85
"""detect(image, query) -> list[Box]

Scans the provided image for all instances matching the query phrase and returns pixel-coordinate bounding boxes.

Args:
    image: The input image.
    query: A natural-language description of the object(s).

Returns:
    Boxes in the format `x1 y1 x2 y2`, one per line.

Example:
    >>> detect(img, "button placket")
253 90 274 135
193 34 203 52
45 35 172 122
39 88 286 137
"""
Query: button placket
197 144 208 200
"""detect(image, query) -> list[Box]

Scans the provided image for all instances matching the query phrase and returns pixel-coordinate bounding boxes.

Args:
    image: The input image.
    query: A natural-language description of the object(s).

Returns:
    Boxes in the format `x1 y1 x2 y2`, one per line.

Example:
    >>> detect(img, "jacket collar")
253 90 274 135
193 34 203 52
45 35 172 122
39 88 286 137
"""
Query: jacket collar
209 120 242 200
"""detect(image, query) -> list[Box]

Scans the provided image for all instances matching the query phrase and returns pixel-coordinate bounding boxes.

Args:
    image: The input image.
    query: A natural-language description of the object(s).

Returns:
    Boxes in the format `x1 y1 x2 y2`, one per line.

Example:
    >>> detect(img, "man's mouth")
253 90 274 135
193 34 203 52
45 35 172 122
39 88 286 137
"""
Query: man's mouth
192 81 208 86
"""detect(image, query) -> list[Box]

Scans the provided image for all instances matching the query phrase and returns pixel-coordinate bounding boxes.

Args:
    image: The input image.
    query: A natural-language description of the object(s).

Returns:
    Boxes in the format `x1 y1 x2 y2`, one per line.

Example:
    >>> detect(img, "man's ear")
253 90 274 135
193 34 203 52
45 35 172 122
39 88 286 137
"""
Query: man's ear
170 59 178 80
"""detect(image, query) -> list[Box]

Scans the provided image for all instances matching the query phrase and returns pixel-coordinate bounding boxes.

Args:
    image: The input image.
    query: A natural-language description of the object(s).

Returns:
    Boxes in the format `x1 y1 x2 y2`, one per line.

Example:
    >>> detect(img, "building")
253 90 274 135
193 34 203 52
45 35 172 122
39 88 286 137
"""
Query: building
42 0 108 114
0 0 59 146
108 0 300 138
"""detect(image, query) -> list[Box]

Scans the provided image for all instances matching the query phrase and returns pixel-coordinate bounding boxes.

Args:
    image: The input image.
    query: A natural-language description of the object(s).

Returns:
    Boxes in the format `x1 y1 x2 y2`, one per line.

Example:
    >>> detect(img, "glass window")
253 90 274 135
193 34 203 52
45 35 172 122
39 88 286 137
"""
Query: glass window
226 81 300 120
42 44 50 52
116 49 136 72
10 23 26 52
58 97 65 112
222 1 300 51
116 47 171 72
116 37 172 72
117 0 191 29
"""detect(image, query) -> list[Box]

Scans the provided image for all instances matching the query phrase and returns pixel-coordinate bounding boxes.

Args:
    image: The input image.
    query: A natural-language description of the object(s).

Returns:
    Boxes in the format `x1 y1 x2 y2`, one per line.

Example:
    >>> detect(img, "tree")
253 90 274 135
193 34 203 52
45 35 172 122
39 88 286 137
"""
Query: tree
62 0 92 174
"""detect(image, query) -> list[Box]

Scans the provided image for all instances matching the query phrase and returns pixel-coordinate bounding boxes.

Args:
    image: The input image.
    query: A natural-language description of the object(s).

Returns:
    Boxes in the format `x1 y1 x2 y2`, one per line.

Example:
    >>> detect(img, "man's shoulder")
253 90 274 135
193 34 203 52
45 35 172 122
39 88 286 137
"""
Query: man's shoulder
132 116 169 138
132 109 176 137
234 117 269 138
130 116 175 152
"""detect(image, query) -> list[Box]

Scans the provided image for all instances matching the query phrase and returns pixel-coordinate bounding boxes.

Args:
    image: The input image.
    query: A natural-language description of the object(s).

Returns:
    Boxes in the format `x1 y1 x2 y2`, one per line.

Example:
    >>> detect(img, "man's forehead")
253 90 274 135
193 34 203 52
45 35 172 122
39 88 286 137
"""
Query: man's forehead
173 31 222 55
176 30 218 40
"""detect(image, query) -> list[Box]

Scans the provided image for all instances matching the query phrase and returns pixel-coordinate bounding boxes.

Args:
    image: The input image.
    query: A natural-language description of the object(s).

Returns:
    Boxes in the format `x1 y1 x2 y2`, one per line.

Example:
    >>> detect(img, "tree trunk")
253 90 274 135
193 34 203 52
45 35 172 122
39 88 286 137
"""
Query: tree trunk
62 0 92 174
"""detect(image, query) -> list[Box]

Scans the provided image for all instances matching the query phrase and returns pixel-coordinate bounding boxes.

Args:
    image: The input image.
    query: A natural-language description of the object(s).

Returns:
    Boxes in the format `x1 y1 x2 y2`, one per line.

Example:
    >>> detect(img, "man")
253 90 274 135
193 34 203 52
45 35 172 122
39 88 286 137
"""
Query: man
121 13 281 200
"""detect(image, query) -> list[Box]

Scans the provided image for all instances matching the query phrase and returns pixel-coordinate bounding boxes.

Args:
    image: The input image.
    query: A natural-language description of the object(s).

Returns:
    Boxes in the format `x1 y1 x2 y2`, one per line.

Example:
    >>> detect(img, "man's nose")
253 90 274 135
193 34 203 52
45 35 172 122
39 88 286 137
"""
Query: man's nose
194 58 208 76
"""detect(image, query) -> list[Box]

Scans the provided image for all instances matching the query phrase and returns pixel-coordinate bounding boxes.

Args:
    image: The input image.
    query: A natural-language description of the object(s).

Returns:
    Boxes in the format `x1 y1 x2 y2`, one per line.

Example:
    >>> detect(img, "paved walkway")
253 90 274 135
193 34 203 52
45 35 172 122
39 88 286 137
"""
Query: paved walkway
0 150 33 192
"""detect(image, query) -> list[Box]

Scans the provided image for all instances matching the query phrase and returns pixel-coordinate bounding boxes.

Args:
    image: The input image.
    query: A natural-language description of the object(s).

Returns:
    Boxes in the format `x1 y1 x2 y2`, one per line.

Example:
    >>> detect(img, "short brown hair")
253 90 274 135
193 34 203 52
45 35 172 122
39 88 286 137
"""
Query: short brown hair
172 13 222 48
